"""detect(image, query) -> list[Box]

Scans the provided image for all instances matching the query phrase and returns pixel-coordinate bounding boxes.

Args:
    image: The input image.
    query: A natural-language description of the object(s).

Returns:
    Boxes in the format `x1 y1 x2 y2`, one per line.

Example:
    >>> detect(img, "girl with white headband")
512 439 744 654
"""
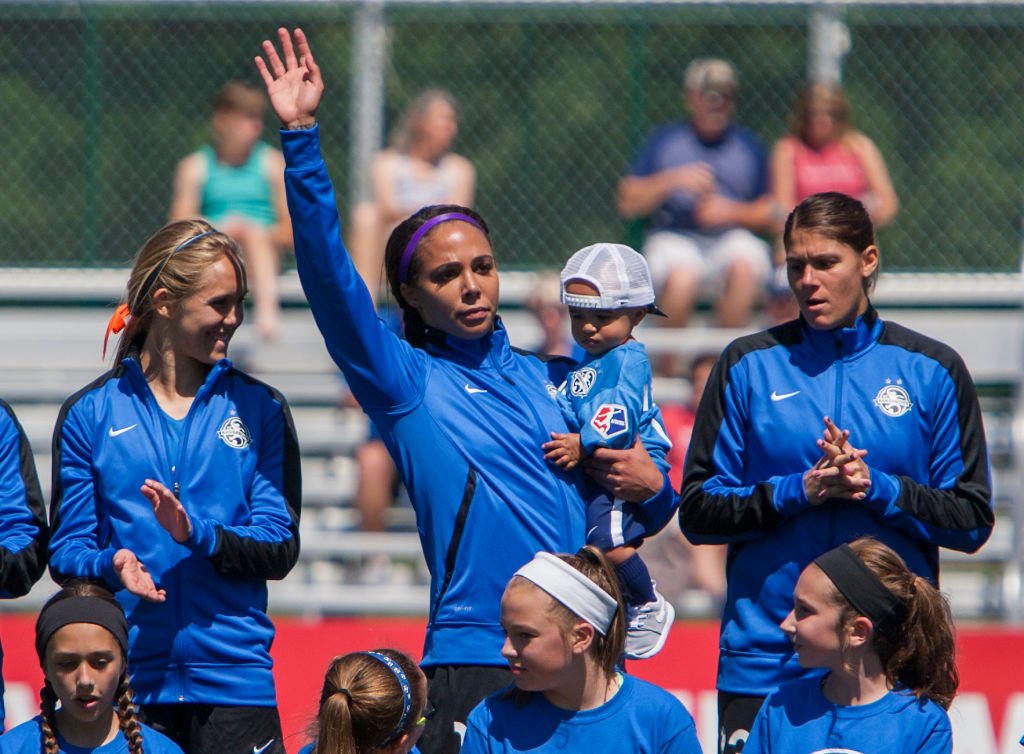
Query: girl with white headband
744 537 956 753
461 547 701 753
300 648 433 754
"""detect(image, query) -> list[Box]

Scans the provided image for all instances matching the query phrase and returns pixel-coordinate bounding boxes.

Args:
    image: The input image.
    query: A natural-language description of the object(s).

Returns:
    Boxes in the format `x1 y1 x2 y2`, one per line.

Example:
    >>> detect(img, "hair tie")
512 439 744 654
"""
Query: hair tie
327 684 353 704
398 212 484 284
514 552 618 635
102 303 132 361
362 651 413 746
814 543 907 632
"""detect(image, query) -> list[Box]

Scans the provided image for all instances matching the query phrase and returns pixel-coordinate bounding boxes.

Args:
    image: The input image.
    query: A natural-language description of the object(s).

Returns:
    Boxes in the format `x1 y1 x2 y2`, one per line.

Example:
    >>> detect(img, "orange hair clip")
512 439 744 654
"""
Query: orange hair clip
102 303 131 361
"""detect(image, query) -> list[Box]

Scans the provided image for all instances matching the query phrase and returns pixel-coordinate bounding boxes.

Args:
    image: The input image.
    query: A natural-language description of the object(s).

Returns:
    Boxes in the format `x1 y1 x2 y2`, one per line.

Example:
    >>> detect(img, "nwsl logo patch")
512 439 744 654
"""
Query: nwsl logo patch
590 403 629 440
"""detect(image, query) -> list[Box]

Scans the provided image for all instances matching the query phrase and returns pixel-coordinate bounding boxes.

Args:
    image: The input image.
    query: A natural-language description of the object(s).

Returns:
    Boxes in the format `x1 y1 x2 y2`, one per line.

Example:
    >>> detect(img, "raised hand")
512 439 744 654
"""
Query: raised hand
113 548 167 602
141 479 192 544
254 27 324 129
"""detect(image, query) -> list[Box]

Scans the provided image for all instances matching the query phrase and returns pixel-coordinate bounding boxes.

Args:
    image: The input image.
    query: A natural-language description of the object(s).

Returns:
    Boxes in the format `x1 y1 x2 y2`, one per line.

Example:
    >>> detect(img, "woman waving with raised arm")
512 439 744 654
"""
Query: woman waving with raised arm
255 28 676 754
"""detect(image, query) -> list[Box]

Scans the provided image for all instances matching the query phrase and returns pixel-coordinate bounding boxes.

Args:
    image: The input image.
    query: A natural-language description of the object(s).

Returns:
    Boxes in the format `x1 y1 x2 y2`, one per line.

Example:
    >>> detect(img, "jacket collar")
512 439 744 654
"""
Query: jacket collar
121 352 232 395
801 305 882 358
424 317 514 370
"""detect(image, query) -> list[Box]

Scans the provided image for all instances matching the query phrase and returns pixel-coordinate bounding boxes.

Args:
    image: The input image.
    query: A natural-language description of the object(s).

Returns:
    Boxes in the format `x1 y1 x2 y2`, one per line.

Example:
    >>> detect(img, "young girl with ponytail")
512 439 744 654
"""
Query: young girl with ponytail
300 649 431 754
460 546 701 753
744 537 957 753
0 582 182 754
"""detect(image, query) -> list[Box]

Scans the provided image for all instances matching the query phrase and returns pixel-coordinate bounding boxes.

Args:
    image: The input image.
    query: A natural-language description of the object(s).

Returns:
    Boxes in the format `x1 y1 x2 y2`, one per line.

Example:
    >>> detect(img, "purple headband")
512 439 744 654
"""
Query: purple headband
399 212 484 284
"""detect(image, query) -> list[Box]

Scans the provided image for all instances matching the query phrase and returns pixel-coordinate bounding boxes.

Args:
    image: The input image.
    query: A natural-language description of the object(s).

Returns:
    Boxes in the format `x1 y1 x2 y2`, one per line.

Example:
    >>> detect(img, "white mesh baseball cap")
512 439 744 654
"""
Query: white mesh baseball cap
560 242 666 316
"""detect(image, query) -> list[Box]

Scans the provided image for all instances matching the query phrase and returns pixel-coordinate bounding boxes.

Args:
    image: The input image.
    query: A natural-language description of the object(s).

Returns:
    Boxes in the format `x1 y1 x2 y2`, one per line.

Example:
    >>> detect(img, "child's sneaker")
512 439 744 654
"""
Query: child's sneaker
625 590 675 659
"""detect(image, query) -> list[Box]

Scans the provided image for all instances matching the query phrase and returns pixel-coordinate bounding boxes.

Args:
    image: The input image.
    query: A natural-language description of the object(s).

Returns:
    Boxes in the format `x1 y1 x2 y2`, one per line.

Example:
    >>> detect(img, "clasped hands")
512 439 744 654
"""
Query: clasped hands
804 416 871 504
113 479 193 603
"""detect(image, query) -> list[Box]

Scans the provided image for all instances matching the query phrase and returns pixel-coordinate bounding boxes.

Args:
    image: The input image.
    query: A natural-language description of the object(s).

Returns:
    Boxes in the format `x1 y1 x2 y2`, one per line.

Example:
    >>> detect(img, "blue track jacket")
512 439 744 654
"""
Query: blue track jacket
281 126 677 667
680 309 993 695
49 357 301 706
0 400 48 727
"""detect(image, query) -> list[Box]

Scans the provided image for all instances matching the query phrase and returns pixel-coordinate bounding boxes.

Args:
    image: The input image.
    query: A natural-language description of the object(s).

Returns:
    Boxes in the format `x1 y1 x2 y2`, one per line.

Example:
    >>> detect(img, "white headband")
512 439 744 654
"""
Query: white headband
513 552 618 635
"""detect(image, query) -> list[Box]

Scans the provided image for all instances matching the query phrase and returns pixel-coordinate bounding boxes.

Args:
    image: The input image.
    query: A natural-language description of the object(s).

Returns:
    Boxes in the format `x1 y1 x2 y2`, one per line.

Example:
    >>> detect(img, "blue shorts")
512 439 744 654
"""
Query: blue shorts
585 486 651 550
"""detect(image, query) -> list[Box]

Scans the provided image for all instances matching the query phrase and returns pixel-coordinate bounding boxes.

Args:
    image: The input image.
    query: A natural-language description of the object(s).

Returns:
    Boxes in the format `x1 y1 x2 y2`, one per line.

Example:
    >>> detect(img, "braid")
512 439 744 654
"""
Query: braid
39 682 60 754
116 671 145 754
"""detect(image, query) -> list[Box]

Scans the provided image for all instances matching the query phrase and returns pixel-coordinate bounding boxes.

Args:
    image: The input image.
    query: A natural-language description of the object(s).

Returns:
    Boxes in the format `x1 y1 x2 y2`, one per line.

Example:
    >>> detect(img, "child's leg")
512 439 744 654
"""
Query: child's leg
585 491 675 660
584 490 657 607
605 545 657 606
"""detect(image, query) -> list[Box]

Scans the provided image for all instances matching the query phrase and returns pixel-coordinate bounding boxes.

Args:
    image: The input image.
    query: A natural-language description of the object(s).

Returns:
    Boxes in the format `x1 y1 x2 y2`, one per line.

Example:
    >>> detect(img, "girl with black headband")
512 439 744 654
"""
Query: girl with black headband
744 537 956 753
0 582 182 754
300 649 430 754
255 28 676 754
48 219 300 754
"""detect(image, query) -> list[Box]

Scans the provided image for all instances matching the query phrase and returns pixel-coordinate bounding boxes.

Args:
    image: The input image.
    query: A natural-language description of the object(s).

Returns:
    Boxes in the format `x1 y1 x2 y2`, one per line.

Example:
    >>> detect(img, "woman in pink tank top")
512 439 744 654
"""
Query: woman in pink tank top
766 83 898 323
771 83 898 227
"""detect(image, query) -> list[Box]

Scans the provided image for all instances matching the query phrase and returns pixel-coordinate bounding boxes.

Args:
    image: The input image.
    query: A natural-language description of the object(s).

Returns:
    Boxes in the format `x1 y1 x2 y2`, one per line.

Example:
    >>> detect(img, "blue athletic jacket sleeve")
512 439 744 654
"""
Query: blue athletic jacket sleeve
49 394 121 589
186 381 301 581
0 401 47 599
281 125 424 414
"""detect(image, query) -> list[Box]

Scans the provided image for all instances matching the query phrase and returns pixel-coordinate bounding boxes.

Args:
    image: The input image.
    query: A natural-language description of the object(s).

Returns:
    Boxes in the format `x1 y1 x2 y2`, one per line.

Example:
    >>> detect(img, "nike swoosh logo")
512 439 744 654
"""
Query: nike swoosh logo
770 390 801 402
108 424 138 437
253 740 275 754
464 384 489 394
586 526 599 540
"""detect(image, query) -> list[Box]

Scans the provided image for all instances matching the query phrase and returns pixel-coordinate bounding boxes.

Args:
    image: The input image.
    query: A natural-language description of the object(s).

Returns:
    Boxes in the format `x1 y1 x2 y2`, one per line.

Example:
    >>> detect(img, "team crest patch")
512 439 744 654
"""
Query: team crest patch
570 367 597 397
590 403 629 440
217 416 252 449
873 380 913 418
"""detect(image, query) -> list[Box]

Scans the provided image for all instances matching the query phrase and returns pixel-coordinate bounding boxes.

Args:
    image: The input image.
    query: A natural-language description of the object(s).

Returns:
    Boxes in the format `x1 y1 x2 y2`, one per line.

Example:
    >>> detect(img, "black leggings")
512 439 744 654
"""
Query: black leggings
717 691 767 754
418 665 513 754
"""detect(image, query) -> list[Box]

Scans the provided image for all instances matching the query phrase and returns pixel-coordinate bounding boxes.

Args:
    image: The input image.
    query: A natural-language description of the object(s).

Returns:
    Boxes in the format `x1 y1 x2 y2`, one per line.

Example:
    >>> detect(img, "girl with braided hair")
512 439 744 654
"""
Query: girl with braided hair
0 582 181 754
300 648 431 754
744 537 957 753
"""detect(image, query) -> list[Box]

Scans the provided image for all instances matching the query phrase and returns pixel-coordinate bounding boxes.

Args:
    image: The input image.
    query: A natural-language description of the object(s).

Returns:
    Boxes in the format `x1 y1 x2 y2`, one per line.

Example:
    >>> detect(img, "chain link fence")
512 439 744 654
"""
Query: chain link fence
2 1 1024 273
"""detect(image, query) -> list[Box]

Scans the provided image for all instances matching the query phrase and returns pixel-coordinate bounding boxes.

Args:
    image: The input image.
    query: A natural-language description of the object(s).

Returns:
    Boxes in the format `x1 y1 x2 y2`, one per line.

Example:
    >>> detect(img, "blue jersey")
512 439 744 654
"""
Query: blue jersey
559 340 671 463
280 126 677 667
744 677 951 754
680 309 993 695
0 716 184 754
626 121 767 235
461 675 702 754
0 400 47 729
49 357 300 706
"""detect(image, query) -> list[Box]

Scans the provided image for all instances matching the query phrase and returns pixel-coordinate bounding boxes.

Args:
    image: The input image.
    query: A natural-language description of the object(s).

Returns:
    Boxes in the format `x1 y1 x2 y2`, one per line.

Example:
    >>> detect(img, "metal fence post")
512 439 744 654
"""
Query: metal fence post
350 0 387 207
807 2 850 84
